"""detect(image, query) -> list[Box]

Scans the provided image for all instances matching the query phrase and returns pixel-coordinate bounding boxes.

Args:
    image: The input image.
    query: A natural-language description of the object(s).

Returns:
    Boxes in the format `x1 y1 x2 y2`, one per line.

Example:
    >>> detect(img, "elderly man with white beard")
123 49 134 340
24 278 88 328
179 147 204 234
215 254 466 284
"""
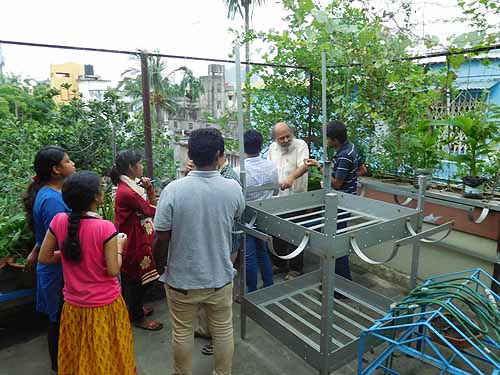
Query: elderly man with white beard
267 122 310 279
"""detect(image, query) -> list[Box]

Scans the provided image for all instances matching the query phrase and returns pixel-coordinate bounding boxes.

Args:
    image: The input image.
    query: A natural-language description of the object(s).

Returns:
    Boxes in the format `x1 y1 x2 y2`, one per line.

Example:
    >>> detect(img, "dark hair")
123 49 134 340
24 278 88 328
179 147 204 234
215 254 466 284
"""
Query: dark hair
62 171 101 263
326 120 348 144
23 146 67 231
109 149 142 185
244 129 263 156
188 128 224 168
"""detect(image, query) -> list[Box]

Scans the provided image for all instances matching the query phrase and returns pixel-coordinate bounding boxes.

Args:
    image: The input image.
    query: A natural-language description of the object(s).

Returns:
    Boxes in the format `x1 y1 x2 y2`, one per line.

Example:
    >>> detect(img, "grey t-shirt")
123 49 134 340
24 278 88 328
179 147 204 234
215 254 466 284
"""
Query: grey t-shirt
154 170 245 290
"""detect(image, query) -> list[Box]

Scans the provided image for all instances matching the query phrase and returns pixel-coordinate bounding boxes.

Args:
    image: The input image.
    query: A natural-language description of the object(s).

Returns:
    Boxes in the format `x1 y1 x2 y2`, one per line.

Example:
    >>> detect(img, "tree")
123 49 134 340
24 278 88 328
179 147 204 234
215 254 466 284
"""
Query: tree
119 52 177 129
118 53 203 131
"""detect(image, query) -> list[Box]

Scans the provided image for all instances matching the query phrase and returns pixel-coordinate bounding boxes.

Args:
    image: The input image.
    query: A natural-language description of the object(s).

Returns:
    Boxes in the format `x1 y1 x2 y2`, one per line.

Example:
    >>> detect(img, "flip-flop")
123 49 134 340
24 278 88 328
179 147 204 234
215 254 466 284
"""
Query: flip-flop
143 305 154 317
135 319 163 331
201 342 214 356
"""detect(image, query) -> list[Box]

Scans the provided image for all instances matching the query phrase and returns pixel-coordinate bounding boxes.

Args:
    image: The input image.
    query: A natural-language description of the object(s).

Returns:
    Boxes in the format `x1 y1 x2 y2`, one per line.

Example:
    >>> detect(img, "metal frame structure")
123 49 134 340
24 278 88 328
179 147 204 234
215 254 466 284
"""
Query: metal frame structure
358 268 500 375
233 47 455 374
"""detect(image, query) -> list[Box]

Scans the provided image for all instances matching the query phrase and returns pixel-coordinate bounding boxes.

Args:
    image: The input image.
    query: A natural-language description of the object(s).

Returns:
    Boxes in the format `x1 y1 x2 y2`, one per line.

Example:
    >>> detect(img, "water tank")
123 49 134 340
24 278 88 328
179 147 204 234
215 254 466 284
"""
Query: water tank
84 64 94 77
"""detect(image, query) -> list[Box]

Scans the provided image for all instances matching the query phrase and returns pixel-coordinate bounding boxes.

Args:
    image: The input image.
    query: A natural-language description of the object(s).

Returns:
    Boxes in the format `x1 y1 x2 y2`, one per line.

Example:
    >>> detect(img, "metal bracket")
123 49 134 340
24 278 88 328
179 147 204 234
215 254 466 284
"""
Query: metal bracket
468 207 490 224
398 220 454 246
349 237 400 265
239 217 310 260
359 184 366 197
393 195 413 206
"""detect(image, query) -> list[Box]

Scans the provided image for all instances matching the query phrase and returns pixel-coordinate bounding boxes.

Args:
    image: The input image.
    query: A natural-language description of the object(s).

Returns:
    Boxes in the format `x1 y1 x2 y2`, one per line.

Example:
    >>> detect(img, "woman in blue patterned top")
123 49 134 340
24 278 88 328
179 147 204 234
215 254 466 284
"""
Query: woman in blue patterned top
23 146 75 373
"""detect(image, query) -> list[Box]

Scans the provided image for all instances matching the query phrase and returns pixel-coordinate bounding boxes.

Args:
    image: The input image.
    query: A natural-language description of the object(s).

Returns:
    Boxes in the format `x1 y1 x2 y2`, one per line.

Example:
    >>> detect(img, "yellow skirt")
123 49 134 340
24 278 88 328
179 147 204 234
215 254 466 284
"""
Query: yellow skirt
58 295 137 375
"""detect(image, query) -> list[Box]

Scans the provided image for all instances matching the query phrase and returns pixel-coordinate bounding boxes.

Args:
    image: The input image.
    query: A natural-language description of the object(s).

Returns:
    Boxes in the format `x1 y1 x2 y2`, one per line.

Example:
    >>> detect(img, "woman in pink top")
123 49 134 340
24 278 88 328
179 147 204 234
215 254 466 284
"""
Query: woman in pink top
39 171 136 375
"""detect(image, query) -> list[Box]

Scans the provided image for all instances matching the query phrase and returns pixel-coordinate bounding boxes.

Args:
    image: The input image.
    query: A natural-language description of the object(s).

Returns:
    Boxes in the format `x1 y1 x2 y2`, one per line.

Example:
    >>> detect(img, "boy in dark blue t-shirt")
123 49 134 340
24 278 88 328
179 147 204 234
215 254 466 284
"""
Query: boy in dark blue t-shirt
305 120 367 282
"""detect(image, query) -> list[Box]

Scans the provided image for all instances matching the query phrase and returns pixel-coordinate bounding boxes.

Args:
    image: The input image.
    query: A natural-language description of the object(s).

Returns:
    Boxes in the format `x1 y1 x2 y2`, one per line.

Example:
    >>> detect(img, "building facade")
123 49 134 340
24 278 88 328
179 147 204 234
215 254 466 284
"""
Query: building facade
50 63 110 103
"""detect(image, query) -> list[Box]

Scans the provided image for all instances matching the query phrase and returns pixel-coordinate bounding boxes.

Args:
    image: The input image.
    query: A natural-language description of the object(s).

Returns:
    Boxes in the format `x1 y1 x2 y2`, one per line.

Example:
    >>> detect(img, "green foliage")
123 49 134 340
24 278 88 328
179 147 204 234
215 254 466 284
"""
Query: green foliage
435 103 500 178
0 212 34 259
248 0 441 173
402 121 443 170
0 76 176 259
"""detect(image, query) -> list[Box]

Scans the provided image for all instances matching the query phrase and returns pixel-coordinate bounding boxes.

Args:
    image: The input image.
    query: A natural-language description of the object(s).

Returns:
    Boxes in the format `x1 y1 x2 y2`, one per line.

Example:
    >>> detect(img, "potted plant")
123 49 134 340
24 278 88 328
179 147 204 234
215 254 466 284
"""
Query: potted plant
438 104 500 198
403 121 443 189
0 212 34 276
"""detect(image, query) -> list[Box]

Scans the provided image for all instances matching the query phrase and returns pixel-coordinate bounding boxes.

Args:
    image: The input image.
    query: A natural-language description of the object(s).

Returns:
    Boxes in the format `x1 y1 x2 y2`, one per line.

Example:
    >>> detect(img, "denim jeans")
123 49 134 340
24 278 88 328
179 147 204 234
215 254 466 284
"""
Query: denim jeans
246 235 274 293
336 211 352 280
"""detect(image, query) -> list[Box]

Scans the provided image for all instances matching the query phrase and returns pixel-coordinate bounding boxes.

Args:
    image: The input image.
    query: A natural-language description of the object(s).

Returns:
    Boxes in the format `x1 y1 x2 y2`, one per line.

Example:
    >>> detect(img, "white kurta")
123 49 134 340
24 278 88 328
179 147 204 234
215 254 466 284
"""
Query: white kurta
268 138 309 196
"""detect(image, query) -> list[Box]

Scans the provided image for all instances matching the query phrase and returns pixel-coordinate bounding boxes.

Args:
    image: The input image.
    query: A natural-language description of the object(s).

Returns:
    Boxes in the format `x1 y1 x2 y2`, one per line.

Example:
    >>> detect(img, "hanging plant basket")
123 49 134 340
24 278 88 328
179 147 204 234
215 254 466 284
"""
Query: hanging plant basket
462 176 487 199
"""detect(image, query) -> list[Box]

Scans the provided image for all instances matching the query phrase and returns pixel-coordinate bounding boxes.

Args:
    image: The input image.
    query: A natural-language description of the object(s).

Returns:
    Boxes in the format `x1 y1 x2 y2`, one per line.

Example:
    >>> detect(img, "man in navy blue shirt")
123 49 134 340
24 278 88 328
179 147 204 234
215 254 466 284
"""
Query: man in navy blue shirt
305 120 367 281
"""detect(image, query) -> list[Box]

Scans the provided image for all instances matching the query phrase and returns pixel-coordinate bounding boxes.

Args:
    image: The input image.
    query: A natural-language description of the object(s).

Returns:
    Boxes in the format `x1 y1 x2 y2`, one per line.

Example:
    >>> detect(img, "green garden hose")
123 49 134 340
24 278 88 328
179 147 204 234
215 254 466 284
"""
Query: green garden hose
391 277 500 363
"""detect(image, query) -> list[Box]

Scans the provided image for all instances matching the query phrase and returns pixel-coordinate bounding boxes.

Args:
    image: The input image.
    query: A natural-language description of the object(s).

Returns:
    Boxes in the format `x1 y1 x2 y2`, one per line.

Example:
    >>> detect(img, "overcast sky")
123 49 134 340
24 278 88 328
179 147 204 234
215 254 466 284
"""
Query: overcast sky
0 0 468 84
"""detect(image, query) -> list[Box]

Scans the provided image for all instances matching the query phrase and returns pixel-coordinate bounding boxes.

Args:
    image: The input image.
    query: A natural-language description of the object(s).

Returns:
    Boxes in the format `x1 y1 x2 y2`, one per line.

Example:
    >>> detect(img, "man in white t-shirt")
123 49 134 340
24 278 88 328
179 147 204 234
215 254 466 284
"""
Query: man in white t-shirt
267 122 310 279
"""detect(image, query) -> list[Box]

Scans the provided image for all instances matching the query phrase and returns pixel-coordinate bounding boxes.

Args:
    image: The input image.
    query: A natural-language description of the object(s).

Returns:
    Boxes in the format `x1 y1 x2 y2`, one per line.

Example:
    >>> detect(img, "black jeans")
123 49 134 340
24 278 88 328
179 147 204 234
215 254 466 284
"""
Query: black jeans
48 320 60 371
271 237 304 274
121 273 146 323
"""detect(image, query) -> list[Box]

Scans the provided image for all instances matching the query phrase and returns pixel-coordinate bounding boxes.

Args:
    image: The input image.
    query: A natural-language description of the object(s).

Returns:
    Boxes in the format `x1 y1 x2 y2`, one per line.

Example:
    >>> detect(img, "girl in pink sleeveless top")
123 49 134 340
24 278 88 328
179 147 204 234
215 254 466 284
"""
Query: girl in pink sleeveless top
39 171 136 375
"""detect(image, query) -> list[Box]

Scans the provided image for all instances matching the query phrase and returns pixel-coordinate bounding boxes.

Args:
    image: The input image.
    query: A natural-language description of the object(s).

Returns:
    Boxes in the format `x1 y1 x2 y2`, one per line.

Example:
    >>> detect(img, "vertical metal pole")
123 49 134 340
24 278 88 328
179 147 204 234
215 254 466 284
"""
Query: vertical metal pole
321 51 328 162
307 71 314 150
140 53 154 178
410 175 427 289
324 193 338 237
235 41 248 339
321 52 332 194
320 256 335 375
320 50 334 375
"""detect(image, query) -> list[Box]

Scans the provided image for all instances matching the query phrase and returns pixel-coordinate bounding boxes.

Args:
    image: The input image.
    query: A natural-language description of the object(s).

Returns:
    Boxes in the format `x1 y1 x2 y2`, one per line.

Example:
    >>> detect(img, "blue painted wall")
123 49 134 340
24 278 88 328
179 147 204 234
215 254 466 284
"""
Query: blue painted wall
429 57 500 105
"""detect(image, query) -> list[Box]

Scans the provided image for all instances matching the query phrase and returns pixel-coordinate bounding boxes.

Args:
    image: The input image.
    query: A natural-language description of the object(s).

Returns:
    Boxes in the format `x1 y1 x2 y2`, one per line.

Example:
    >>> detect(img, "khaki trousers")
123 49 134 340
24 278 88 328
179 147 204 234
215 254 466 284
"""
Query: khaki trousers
165 283 234 375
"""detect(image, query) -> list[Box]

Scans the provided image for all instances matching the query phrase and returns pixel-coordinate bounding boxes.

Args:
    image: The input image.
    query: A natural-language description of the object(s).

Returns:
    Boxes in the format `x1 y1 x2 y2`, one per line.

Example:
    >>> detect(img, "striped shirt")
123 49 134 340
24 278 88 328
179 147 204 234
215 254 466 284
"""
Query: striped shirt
332 141 362 194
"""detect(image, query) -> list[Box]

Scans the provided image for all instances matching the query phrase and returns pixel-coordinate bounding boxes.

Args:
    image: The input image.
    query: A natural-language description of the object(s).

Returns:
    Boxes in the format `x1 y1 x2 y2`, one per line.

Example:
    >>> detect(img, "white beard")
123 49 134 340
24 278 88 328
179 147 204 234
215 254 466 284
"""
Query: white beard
279 143 292 154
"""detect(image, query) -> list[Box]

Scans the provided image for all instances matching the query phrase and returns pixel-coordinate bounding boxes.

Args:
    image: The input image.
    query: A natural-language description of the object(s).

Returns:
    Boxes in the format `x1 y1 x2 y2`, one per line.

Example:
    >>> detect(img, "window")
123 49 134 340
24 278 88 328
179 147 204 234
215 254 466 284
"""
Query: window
216 101 222 109
55 72 70 78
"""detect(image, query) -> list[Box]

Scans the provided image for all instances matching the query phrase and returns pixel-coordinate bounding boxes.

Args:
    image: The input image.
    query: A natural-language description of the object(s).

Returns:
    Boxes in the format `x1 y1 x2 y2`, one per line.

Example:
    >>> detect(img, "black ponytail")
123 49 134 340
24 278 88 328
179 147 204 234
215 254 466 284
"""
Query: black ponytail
109 149 142 185
63 212 82 262
22 146 67 231
61 171 101 263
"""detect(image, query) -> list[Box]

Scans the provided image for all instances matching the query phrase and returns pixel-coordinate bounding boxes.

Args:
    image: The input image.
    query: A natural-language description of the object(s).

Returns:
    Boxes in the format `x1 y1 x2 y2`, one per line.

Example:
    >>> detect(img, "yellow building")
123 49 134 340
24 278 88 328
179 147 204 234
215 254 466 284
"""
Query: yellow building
50 62 84 103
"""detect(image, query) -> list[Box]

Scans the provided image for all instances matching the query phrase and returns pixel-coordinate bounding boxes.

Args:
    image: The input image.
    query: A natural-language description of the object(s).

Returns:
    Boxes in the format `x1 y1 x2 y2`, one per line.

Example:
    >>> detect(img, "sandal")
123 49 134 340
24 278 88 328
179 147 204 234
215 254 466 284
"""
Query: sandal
201 342 214 356
285 271 302 280
143 305 154 317
135 319 163 331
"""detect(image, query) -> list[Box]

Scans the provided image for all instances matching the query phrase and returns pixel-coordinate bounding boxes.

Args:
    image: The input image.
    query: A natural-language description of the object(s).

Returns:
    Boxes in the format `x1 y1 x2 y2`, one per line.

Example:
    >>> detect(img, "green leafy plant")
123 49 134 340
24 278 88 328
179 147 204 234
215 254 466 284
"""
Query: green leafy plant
0 212 34 259
403 121 443 170
436 103 500 180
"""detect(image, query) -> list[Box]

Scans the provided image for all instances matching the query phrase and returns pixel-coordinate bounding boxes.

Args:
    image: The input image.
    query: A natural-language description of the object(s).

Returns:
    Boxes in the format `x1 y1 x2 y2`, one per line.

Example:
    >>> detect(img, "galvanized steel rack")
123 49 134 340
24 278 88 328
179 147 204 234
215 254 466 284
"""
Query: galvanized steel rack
232 46 455 374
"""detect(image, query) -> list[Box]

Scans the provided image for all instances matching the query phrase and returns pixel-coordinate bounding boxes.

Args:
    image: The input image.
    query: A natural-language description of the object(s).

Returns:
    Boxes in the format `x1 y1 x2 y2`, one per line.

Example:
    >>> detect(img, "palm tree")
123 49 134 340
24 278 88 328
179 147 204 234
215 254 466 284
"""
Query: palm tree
119 53 204 130
119 52 177 129
224 0 267 122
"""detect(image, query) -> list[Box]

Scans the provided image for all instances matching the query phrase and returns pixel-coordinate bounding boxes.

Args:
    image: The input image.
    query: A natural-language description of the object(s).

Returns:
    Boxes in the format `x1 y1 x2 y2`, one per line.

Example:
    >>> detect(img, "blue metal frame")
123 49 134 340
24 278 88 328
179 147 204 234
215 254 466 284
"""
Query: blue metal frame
358 269 500 375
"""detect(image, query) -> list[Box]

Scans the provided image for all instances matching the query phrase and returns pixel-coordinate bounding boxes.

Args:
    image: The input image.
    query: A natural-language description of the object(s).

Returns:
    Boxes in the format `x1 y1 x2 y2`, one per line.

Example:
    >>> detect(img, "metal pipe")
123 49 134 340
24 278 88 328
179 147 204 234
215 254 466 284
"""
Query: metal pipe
410 176 428 289
307 72 314 150
321 51 328 161
235 42 246 193
140 53 154 178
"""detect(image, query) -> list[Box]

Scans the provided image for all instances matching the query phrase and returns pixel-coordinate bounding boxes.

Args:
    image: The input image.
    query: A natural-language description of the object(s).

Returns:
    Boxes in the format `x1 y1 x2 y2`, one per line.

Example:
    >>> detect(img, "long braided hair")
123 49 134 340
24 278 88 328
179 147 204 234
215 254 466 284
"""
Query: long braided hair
61 171 101 263
23 146 67 231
